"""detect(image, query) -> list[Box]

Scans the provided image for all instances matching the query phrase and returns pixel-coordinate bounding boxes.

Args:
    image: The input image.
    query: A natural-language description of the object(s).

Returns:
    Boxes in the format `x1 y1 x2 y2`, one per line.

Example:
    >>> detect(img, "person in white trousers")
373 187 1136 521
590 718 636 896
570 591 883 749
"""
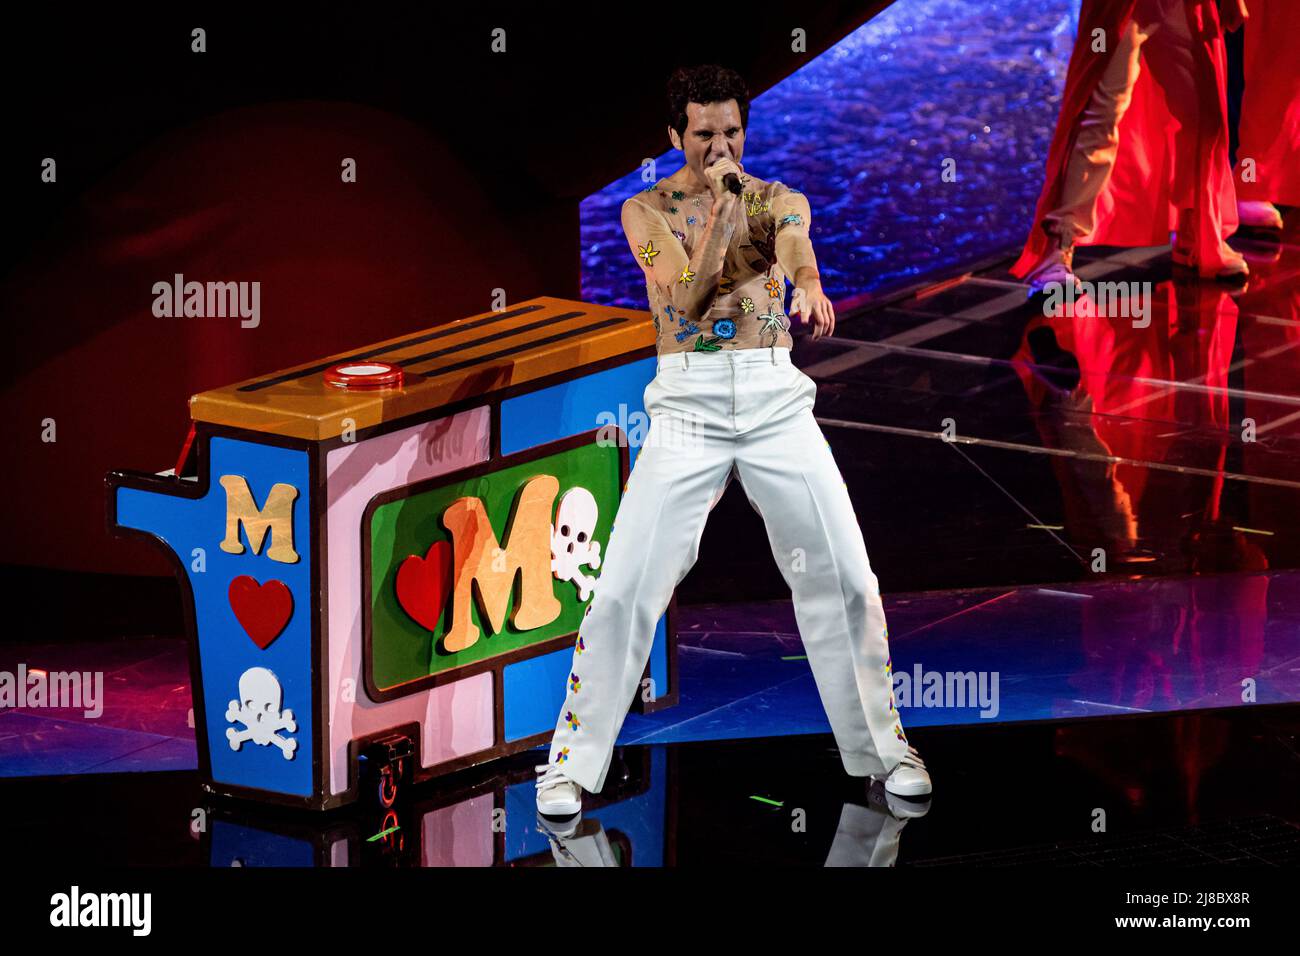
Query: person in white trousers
536 64 930 818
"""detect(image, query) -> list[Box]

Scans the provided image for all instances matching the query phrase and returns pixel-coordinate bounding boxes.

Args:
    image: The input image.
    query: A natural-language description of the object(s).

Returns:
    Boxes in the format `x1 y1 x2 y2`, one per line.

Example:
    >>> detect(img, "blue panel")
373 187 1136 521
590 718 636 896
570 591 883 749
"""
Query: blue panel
499 357 657 469
502 647 573 742
501 358 673 727
210 822 316 867
116 436 313 797
649 615 668 701
500 612 670 744
576 746 666 867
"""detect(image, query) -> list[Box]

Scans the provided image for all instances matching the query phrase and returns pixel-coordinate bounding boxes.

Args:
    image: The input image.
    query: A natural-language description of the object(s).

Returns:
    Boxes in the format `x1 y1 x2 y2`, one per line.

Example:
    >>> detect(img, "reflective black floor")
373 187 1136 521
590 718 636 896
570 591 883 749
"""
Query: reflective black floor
2 701 1298 866
690 219 1300 601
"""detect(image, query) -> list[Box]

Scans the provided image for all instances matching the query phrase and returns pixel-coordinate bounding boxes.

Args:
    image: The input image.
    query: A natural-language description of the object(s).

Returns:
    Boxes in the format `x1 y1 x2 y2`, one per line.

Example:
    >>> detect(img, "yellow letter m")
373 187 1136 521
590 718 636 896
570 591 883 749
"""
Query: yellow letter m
441 474 561 653
218 475 300 564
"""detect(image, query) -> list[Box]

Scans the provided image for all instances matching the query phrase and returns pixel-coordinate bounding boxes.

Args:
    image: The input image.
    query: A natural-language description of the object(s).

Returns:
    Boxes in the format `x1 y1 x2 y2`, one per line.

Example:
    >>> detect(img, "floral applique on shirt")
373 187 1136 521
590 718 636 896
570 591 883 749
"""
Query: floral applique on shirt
637 240 660 267
623 175 815 355
757 305 789 346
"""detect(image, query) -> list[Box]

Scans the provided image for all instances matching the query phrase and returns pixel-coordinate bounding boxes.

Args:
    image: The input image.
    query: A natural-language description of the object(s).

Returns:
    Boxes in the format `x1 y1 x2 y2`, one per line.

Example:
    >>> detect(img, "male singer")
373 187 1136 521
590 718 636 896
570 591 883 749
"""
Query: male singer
535 64 930 818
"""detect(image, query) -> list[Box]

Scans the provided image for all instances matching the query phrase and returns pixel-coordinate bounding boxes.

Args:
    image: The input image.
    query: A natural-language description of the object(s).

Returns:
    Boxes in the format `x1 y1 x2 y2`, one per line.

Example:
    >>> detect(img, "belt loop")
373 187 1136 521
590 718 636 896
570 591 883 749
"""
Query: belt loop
770 344 776 365
684 351 689 370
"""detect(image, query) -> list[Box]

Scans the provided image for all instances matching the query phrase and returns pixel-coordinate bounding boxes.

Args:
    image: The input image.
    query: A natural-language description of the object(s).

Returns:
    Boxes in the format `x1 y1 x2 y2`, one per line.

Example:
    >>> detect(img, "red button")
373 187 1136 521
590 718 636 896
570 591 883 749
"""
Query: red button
323 361 404 389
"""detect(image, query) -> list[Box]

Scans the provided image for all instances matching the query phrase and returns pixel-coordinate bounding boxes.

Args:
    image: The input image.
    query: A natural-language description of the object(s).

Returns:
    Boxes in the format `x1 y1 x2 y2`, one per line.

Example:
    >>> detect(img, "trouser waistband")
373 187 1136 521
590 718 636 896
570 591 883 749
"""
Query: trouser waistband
657 345 791 372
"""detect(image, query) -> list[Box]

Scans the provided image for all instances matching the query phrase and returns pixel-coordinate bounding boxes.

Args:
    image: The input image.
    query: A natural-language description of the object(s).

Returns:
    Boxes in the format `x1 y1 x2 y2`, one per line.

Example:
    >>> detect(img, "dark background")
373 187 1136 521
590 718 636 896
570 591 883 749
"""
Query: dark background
0 3 889 631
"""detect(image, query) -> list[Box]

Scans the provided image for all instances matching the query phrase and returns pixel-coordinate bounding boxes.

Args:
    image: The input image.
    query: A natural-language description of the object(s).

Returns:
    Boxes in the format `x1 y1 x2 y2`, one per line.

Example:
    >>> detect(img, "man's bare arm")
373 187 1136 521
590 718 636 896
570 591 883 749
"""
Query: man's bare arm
771 189 818 282
772 188 836 339
622 191 739 321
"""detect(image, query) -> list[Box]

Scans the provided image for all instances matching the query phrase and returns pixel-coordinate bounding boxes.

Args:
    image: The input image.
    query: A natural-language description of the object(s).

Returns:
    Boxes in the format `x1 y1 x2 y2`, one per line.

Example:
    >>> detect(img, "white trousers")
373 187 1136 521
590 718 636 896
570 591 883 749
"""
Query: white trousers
544 345 909 794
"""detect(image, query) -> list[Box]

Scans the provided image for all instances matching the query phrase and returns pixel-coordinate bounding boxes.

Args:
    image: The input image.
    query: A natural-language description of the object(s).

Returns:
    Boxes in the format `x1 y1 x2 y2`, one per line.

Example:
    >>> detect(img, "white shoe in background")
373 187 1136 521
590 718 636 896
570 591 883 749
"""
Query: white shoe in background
1024 244 1083 296
1237 200 1284 230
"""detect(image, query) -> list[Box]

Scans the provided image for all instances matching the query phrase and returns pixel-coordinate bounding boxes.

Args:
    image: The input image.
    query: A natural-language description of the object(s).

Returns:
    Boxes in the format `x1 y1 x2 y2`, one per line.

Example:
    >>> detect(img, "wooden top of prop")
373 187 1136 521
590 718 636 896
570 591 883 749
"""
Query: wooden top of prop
189 297 654 442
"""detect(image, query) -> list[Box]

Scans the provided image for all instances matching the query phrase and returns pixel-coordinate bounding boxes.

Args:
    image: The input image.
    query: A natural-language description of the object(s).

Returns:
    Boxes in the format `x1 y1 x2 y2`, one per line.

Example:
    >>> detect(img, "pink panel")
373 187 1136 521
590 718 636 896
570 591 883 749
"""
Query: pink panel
325 406 492 796
421 793 496 867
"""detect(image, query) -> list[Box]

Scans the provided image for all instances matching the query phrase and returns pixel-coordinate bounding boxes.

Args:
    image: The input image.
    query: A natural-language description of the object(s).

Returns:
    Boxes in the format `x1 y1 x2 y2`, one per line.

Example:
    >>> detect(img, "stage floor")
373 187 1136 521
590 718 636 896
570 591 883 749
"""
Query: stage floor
2 587 1299 867
4 221 1300 864
6 567 1300 780
1 698 1298 866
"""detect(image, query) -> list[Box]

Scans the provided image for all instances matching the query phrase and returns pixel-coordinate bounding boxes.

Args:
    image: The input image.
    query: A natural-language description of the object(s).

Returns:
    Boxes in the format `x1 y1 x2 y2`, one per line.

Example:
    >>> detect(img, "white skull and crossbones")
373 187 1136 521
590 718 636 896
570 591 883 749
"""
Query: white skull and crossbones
225 666 298 760
551 487 602 601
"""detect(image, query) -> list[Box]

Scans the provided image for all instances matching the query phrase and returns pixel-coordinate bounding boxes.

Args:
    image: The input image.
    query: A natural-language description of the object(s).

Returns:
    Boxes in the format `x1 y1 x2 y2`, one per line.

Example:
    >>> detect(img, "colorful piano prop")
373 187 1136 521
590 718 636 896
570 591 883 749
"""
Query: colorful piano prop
107 297 679 810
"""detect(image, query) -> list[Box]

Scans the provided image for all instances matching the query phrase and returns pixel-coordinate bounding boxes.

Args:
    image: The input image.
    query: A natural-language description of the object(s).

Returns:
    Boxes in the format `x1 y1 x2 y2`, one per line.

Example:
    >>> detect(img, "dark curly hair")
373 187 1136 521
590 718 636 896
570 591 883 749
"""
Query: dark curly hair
667 65 750 139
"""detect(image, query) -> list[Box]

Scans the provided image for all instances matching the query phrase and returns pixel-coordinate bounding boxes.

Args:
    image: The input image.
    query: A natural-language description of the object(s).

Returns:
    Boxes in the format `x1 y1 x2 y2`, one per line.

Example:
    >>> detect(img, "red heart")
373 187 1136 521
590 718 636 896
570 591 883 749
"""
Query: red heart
396 540 453 632
228 575 294 649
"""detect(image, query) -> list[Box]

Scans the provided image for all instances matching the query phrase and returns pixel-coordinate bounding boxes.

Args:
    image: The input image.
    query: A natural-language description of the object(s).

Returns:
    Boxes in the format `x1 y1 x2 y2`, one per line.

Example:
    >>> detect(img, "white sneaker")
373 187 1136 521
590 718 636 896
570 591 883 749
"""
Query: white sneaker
881 745 932 797
535 761 583 816
1024 246 1083 296
1238 200 1283 230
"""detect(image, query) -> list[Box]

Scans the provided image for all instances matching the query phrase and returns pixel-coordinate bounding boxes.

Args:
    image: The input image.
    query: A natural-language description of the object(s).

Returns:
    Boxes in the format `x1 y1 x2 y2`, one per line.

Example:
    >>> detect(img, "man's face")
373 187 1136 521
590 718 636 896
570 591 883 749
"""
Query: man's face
669 99 745 185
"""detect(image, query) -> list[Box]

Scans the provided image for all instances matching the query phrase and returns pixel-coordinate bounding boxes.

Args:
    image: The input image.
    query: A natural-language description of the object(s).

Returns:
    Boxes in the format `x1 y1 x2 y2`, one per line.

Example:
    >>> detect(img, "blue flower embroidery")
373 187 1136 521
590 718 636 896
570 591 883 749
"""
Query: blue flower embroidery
686 216 697 226
713 318 737 339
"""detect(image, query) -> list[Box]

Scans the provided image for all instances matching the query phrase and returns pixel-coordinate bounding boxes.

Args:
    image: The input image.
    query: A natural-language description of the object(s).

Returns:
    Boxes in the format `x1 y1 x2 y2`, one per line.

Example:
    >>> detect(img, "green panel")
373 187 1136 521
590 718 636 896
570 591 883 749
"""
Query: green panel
369 440 621 689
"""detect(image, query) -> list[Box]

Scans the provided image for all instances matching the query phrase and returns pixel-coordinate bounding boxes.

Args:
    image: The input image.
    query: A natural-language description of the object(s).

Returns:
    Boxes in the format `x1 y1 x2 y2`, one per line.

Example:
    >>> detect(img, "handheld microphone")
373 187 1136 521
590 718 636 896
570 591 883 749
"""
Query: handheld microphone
722 172 742 196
